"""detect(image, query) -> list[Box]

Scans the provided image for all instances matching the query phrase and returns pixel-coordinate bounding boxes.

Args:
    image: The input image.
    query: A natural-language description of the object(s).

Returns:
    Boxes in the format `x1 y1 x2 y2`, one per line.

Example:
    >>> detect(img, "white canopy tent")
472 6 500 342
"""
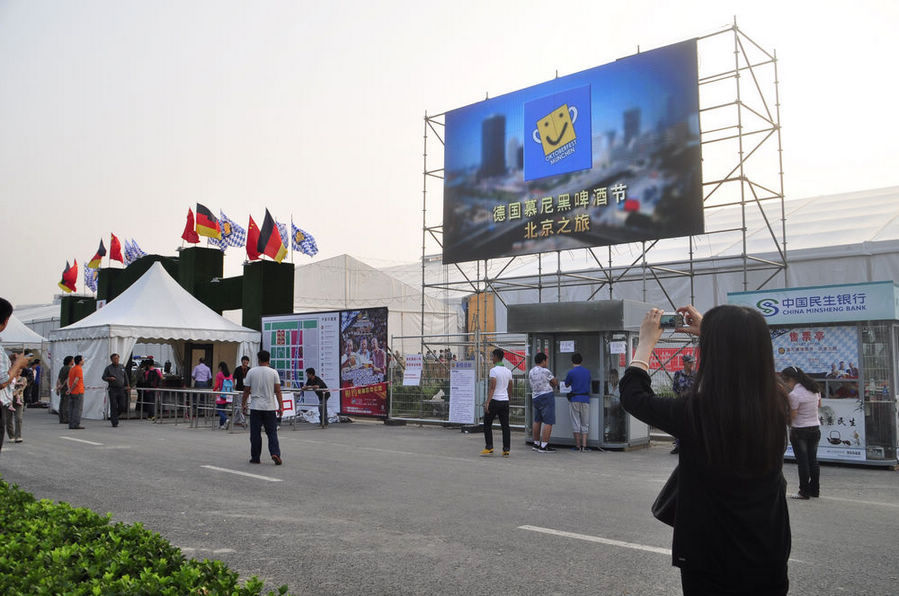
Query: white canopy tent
293 255 462 353
49 262 260 420
1 314 47 349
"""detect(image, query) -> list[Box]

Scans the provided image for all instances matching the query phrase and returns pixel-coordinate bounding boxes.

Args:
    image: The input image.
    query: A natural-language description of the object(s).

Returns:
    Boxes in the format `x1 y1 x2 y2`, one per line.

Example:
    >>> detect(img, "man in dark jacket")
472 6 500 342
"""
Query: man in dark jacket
102 353 130 427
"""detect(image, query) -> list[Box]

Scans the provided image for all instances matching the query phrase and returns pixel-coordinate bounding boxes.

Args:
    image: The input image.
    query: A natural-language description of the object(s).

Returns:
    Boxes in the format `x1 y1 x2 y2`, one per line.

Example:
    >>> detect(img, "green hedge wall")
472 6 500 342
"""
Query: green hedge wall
0 479 288 595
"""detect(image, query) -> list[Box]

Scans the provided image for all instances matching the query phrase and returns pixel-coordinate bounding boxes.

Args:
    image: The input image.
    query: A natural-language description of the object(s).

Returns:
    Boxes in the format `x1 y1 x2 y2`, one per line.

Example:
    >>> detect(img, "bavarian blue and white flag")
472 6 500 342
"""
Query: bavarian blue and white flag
123 239 135 266
131 239 147 259
220 211 247 248
84 263 98 292
291 223 319 257
207 234 227 252
276 221 289 250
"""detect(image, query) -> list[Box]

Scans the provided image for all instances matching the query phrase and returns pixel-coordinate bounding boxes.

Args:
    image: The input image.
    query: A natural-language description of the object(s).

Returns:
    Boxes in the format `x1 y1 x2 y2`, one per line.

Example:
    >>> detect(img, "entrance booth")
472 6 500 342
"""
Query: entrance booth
729 281 899 467
507 300 654 450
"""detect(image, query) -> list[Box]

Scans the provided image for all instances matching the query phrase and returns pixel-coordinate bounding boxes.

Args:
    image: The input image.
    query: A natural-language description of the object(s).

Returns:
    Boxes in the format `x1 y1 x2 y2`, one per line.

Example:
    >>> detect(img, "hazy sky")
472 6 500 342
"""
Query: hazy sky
2 0 897 306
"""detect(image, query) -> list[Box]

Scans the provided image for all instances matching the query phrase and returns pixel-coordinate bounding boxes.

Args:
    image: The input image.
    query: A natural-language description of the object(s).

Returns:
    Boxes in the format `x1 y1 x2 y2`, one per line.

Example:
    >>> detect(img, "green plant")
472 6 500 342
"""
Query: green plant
0 479 289 595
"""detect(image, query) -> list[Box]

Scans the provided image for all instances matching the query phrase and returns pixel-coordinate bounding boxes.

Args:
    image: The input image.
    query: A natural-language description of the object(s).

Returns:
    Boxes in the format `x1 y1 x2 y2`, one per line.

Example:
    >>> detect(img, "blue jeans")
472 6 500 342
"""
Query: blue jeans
790 426 820 496
216 402 228 426
249 410 281 461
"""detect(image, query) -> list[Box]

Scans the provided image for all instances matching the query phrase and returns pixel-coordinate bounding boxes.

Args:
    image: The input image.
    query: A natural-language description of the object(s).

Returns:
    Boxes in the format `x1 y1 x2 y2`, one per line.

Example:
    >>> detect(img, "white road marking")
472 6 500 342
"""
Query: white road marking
201 465 282 482
819 496 899 509
520 525 812 565
60 436 104 446
519 525 671 555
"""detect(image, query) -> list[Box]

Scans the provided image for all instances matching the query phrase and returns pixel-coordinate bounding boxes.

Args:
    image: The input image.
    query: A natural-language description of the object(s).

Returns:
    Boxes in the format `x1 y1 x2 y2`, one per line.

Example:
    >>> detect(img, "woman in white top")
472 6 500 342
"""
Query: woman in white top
780 366 822 499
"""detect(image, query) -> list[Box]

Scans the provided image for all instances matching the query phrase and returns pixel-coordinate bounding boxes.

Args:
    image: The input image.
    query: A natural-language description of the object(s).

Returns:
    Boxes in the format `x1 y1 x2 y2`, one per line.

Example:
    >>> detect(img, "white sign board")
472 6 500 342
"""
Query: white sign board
559 340 575 353
403 353 423 386
449 360 476 424
610 341 627 354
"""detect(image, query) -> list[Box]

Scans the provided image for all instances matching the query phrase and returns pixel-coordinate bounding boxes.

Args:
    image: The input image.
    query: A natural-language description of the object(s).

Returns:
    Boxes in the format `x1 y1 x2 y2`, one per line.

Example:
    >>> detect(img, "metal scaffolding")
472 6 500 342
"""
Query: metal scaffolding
420 21 787 334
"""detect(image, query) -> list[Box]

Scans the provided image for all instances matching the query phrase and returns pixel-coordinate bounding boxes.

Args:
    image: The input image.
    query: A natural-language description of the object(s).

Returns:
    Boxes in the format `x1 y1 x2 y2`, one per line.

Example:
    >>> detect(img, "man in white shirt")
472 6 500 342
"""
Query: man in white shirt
482 348 513 457
241 350 284 465
529 352 558 453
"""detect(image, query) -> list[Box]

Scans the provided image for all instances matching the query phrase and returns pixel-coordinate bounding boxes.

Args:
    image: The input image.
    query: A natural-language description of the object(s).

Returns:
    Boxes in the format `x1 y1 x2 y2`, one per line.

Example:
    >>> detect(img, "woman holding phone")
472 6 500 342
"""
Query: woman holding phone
619 305 791 595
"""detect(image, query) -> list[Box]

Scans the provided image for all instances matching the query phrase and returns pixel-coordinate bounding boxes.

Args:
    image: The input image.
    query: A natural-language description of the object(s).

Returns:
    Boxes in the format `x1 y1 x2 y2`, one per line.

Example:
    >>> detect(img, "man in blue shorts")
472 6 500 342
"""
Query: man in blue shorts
529 353 558 453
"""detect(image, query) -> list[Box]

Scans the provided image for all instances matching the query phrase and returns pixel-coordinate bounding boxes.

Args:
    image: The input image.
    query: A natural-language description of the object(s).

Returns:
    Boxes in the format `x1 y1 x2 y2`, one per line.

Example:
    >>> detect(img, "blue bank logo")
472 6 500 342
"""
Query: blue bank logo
756 298 779 317
523 85 592 182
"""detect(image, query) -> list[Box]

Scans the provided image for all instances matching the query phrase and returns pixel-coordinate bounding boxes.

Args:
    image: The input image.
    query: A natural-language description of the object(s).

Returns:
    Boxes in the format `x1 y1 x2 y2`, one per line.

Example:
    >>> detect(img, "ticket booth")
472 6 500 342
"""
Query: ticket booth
507 300 654 450
729 281 899 467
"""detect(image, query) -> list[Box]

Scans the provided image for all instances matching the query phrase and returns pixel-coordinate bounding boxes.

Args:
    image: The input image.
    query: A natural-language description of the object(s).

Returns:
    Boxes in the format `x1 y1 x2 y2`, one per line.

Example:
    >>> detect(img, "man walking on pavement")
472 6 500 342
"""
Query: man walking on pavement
241 350 284 465
481 348 513 457
102 353 130 427
529 352 558 453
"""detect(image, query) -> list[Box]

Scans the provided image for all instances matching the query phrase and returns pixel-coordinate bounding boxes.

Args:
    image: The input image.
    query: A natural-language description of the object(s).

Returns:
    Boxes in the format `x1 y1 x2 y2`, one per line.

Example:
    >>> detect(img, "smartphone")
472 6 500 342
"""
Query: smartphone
659 313 684 329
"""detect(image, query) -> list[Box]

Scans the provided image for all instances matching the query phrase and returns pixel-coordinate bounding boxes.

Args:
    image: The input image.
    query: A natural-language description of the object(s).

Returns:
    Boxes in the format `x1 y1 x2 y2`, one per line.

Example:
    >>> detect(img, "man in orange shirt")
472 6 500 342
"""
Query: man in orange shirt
67 355 86 429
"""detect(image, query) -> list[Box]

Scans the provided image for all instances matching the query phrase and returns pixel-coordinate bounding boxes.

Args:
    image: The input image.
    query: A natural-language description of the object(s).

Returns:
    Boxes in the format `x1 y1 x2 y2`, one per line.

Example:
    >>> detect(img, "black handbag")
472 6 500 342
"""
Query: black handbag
651 466 678 527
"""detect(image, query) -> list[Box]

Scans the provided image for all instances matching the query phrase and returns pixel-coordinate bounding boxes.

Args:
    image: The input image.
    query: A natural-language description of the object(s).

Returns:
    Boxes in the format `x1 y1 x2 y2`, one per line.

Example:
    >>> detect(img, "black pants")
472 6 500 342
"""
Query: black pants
108 388 128 426
58 392 69 424
249 410 281 461
483 400 510 451
790 426 821 496
681 568 788 596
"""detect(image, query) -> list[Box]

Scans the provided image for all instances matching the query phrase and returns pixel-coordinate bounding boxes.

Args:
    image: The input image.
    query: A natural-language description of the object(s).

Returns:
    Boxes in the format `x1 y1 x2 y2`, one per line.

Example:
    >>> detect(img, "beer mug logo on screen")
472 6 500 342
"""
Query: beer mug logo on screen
532 104 578 156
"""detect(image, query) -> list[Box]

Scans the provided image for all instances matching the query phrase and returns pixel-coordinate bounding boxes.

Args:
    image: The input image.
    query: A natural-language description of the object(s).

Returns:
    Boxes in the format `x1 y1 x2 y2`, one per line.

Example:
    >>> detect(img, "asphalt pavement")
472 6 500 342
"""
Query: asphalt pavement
1 409 898 595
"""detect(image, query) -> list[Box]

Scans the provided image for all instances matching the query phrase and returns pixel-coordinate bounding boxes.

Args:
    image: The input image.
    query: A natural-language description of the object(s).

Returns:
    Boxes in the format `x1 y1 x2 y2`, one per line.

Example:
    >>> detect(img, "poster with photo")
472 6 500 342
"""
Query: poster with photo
339 307 389 416
772 326 865 461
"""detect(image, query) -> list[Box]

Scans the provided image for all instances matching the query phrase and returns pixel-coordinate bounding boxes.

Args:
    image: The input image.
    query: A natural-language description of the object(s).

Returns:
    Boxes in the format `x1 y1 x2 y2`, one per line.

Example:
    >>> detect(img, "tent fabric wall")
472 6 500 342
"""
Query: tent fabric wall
49 263 260 419
293 255 462 354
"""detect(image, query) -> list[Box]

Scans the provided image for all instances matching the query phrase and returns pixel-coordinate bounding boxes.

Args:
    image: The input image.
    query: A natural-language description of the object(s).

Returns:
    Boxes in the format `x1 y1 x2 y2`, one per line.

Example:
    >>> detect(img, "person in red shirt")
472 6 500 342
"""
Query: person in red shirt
67 355 86 429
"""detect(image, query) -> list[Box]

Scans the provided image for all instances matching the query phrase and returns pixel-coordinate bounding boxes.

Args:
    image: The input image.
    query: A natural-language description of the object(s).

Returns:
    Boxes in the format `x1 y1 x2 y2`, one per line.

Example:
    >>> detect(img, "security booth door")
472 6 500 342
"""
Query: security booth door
549 333 602 447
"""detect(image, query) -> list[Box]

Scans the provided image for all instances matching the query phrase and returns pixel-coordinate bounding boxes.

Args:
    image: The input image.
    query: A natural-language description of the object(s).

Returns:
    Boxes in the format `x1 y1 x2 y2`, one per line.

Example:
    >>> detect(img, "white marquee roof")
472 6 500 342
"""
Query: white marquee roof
50 262 259 342
1 314 47 346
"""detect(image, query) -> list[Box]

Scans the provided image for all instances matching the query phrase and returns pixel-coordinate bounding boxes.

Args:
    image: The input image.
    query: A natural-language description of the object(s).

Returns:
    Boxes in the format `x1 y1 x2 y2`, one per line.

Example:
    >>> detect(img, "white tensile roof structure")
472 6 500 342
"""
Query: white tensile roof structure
49 262 260 419
1 314 47 348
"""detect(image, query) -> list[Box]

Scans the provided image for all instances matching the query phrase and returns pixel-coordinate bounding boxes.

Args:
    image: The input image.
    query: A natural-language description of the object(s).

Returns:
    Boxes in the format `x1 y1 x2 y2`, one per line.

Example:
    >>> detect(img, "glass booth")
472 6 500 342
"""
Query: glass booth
729 281 899 467
507 300 653 450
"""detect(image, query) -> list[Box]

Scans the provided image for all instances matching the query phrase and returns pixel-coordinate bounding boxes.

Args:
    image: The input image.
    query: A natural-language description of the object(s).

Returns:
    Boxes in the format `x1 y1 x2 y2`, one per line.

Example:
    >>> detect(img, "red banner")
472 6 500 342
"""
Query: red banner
620 347 697 372
340 382 387 416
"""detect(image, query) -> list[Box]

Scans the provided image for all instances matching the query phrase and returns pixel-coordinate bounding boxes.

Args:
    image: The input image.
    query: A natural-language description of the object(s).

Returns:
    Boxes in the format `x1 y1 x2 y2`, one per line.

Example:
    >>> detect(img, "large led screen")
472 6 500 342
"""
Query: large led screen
442 39 702 264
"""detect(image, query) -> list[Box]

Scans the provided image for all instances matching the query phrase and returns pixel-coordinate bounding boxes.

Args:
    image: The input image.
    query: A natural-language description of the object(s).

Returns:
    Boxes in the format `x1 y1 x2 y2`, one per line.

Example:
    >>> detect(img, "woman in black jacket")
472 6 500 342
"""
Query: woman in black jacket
620 305 791 595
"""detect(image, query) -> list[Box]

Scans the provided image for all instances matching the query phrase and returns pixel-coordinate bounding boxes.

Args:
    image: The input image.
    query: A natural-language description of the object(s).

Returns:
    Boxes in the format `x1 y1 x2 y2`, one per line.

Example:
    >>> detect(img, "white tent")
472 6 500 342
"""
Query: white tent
293 255 462 353
49 262 260 420
1 314 47 348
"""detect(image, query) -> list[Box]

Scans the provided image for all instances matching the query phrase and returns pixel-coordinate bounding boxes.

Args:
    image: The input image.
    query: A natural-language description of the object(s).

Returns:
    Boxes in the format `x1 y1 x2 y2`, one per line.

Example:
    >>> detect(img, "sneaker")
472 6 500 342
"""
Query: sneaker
14 438 23 443
502 450 510 458
532 443 541 452
272 454 283 465
790 492 810 500
249 458 261 464
480 448 494 456
537 445 556 453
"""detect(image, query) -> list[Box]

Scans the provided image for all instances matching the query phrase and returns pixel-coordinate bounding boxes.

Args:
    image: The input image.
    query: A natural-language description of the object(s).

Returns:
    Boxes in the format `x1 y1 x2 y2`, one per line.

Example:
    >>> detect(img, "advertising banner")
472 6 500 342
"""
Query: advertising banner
728 281 899 326
442 39 701 264
772 326 866 462
449 360 477 424
262 307 388 418
339 308 389 416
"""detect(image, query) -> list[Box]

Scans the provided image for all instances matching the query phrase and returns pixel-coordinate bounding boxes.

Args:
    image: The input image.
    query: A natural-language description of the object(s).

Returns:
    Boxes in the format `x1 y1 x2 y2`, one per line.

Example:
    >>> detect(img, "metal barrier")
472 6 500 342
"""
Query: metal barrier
388 331 528 427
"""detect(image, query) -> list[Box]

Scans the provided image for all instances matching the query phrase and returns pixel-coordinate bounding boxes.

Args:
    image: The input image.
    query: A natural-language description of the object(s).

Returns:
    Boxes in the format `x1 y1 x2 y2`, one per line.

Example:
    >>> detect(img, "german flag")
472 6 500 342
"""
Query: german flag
58 260 78 293
257 209 287 263
246 216 261 261
196 203 221 239
88 240 106 268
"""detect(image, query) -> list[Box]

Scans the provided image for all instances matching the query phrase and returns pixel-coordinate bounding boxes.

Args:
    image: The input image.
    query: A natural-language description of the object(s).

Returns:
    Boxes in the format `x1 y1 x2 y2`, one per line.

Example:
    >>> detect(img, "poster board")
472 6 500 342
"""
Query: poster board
262 307 388 417
449 360 476 424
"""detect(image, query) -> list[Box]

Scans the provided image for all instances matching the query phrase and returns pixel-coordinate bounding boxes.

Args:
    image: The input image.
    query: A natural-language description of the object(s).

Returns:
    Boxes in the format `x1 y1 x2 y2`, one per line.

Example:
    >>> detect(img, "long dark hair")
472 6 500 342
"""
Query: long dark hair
780 366 819 394
688 305 789 473
218 361 230 377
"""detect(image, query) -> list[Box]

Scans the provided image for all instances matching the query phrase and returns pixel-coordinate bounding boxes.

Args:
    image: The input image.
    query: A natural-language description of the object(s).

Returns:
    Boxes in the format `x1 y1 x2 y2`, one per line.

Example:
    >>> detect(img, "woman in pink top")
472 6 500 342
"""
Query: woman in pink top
781 366 822 499
213 362 233 429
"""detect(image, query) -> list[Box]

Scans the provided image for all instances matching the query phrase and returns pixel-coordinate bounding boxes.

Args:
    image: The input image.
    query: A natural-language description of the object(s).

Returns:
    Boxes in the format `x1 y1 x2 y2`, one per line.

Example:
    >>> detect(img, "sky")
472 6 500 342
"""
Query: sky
2 0 898 307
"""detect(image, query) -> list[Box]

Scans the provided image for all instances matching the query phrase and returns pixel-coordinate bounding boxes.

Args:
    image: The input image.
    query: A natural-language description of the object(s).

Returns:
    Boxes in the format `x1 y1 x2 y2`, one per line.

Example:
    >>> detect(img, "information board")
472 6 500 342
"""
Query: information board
449 360 476 424
403 354 423 386
262 307 388 417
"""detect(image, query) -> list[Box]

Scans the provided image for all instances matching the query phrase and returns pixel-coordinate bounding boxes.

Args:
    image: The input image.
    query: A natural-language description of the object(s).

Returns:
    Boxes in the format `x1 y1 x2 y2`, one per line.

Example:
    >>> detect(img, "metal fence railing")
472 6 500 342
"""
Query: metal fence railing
388 332 528 427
